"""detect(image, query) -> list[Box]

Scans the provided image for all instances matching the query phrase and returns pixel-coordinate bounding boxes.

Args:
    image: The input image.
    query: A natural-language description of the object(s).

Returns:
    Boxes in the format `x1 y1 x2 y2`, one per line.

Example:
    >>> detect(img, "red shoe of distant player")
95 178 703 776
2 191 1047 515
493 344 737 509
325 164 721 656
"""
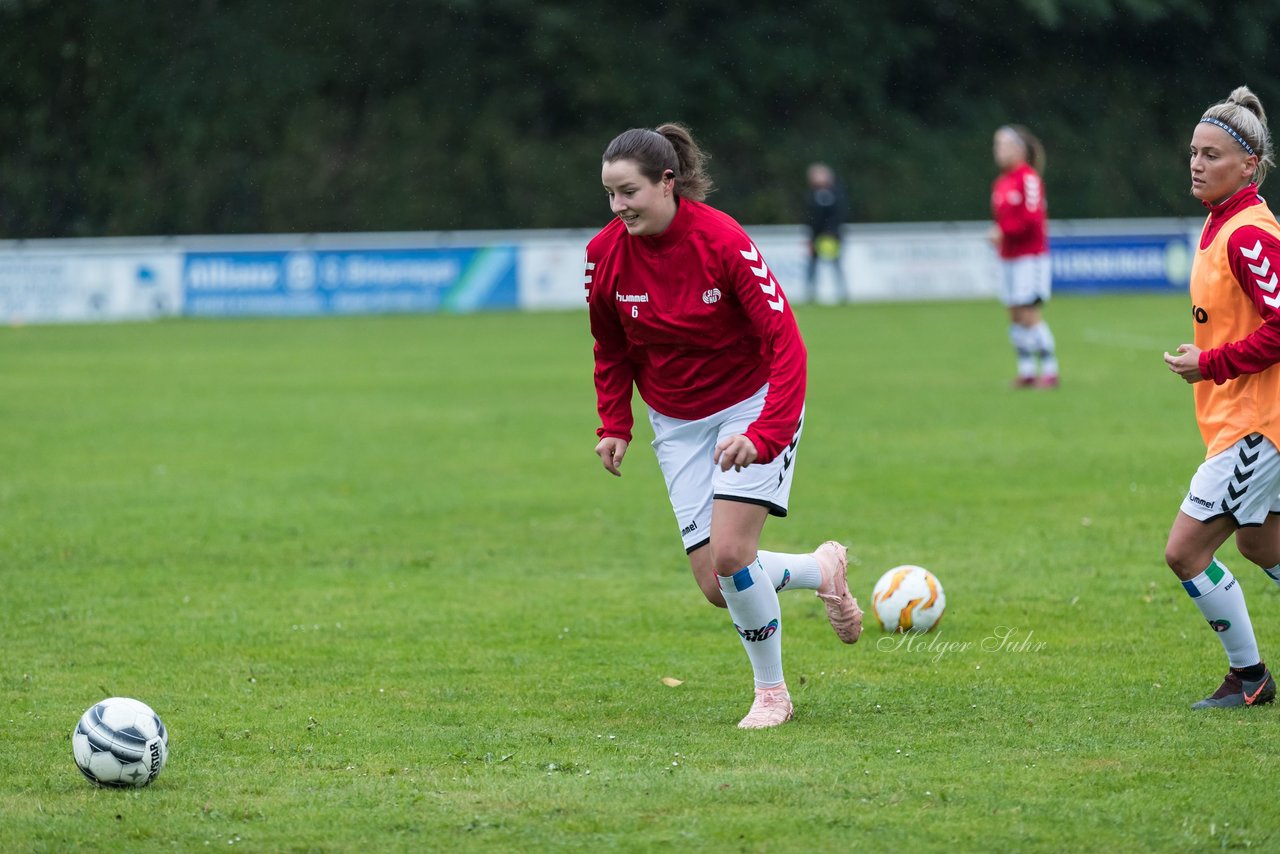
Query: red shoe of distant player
1036 374 1060 389
1011 375 1036 389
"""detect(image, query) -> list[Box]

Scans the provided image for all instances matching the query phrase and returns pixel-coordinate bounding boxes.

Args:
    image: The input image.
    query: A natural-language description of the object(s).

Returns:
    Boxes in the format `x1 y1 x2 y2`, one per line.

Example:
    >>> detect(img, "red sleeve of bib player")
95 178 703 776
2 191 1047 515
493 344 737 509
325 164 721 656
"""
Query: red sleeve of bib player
1200 224 1280 384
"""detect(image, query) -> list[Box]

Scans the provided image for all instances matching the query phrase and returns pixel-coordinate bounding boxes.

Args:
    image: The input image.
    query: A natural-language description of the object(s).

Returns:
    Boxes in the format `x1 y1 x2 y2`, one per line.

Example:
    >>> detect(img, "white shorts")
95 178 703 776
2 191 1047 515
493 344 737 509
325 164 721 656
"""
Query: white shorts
999 254 1051 308
1181 433 1280 527
648 384 804 553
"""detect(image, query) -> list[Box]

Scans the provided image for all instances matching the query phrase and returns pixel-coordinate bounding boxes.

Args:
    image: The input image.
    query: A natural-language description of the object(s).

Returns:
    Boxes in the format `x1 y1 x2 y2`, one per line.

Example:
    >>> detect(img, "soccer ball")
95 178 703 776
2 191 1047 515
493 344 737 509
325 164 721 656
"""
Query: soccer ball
72 697 168 787
872 565 946 633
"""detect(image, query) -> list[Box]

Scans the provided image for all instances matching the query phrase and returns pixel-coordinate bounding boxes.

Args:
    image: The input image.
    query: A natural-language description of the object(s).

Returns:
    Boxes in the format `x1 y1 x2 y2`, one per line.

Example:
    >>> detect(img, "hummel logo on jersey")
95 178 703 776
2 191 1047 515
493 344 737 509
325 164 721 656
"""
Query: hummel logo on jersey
735 619 779 642
1187 493 1215 510
702 288 722 304
681 520 698 536
616 293 649 303
739 243 785 313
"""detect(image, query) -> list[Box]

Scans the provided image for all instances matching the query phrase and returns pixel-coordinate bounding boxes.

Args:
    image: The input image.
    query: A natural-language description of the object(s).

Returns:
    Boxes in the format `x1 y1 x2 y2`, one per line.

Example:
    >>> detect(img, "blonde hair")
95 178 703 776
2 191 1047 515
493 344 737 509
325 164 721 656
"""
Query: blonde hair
999 124 1046 174
1201 85 1274 186
602 122 715 201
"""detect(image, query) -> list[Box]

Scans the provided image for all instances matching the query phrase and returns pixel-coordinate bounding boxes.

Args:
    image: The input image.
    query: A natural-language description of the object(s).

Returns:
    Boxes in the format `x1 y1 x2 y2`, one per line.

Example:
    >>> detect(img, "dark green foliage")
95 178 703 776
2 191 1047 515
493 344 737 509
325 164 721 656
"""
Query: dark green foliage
1 1 1274 237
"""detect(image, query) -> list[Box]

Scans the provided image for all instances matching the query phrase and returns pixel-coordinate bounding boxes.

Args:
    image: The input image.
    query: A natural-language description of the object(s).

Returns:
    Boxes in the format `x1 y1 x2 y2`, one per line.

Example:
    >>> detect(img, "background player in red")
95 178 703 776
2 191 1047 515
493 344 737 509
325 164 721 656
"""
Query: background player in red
1163 85 1280 708
585 123 862 729
990 124 1059 388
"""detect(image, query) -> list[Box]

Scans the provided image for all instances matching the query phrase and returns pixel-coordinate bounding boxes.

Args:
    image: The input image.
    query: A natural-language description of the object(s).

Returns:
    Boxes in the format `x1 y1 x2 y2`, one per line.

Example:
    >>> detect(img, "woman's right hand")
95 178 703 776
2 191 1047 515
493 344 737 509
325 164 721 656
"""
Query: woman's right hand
986 224 1002 249
595 437 629 477
1164 344 1204 383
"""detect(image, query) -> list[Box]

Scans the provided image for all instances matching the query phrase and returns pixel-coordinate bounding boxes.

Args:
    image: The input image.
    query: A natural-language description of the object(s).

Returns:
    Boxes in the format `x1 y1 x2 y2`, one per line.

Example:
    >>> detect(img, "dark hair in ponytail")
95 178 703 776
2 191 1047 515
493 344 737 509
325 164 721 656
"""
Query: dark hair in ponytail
602 122 714 201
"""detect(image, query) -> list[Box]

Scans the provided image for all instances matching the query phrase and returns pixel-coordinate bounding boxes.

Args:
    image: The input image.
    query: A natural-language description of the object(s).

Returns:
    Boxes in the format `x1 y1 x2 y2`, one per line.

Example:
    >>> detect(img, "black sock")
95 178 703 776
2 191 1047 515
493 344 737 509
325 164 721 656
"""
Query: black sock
1232 662 1267 682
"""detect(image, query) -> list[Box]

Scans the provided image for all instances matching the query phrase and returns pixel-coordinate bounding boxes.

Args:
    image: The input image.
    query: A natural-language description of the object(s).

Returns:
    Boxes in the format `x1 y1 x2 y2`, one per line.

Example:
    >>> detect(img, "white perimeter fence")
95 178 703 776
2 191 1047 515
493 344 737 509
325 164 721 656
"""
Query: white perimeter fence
0 218 1200 325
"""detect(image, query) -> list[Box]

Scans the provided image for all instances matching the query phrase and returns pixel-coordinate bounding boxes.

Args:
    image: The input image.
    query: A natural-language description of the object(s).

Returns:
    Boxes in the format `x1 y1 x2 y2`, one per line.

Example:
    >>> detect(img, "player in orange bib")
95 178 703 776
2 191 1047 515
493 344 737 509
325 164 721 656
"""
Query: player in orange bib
1164 86 1280 709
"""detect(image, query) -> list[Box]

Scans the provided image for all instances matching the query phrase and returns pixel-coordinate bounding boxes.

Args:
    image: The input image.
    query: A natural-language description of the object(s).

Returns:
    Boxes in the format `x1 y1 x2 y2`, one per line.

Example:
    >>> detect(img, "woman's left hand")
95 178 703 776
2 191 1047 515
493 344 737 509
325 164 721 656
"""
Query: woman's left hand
714 434 759 472
1164 344 1205 383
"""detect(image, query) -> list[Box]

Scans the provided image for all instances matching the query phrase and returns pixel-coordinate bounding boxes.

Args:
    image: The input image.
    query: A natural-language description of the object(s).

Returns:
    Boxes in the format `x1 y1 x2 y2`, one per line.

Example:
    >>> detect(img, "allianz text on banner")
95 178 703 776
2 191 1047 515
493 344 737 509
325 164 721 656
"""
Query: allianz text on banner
182 247 518 316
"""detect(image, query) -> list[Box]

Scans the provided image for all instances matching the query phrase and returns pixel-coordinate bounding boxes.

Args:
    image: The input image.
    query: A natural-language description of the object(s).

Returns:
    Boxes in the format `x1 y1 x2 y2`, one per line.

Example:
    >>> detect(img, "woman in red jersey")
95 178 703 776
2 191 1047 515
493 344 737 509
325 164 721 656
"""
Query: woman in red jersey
1163 86 1280 709
584 123 861 729
989 124 1059 388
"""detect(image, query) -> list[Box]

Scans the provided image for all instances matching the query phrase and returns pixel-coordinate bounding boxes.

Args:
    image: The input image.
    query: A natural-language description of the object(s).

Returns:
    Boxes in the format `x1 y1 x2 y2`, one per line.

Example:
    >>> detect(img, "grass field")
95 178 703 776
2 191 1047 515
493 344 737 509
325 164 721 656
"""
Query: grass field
2 294 1278 852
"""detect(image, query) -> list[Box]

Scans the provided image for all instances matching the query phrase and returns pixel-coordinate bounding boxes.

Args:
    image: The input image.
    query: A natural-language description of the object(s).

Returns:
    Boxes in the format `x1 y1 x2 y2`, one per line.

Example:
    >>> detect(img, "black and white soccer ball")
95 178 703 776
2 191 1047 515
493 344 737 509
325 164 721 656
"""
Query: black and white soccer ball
72 697 168 787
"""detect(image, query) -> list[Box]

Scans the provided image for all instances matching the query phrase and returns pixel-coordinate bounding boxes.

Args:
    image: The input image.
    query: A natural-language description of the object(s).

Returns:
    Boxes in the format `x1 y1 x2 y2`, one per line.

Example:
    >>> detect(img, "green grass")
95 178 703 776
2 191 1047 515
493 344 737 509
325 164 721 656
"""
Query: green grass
2 295 1277 852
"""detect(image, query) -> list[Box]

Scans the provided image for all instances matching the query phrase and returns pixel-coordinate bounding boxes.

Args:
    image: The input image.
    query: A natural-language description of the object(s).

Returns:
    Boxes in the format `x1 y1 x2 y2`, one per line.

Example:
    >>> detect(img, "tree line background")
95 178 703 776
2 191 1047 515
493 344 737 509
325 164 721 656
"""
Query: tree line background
1 0 1276 239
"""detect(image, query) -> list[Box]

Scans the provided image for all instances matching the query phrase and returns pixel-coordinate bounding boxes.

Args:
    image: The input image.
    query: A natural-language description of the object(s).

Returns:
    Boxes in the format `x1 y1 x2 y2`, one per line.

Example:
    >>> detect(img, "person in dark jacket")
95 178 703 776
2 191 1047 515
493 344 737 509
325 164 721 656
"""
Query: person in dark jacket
804 162 849 304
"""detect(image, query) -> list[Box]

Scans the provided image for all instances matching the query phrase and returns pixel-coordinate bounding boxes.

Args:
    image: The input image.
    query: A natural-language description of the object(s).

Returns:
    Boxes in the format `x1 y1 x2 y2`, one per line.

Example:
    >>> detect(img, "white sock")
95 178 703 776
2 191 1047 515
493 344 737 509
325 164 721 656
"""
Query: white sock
1263 565 1280 589
1010 324 1036 378
1032 321 1058 377
756 551 823 593
718 562 785 688
1182 559 1261 668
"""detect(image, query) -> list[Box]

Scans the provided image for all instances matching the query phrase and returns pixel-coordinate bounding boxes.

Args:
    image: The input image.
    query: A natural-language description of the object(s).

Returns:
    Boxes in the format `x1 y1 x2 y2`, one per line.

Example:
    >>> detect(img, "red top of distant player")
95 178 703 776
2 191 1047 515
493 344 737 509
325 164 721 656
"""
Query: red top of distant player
991 162 1048 259
585 197 806 465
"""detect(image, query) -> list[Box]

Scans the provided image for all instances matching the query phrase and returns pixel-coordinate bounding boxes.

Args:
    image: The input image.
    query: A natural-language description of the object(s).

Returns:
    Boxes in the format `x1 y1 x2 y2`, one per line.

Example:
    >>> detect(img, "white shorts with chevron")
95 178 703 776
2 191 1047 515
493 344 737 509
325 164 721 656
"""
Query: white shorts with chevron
648 384 804 553
1181 433 1280 526
999 254 1051 308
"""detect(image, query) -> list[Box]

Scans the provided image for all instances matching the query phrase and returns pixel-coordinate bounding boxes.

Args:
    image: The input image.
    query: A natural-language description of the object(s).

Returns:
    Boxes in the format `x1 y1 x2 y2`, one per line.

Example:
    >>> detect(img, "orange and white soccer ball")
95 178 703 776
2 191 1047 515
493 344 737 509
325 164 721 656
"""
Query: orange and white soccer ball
872 565 946 633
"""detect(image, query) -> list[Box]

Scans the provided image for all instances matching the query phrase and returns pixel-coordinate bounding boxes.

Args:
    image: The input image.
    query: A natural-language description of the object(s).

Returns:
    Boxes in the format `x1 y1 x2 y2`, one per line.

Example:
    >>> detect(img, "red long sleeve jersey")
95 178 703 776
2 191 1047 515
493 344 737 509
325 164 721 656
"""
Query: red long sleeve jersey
585 198 807 465
991 163 1048 259
1195 184 1280 384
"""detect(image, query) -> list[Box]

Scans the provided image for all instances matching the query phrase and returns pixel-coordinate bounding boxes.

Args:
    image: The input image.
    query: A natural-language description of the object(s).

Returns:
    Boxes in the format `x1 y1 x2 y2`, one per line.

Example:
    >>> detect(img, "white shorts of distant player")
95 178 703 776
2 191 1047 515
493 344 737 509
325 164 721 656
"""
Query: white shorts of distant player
1181 433 1280 526
648 383 804 553
999 253 1051 308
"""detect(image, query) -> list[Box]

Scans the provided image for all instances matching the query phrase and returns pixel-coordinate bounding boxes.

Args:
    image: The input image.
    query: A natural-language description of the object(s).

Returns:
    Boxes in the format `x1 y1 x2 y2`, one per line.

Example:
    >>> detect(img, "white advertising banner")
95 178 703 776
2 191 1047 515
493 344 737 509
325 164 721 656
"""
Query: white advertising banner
0 217 1197 326
841 225 999 303
516 223 999 311
0 251 183 324
517 236 597 311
